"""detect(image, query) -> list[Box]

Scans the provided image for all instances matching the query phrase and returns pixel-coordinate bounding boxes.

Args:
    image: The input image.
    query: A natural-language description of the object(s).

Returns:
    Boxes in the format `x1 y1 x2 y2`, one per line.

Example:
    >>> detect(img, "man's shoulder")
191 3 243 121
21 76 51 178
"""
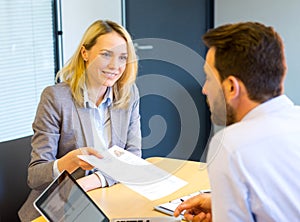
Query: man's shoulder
209 121 261 154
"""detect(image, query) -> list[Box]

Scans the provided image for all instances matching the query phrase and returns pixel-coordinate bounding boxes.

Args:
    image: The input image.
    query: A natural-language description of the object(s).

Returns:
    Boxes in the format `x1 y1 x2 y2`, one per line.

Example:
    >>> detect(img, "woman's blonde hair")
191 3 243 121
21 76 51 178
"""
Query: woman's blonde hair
56 20 138 109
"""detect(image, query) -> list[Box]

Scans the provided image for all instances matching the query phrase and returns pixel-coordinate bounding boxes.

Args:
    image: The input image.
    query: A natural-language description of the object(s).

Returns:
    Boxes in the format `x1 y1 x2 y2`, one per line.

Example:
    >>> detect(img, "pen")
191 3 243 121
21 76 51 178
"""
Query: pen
199 189 211 194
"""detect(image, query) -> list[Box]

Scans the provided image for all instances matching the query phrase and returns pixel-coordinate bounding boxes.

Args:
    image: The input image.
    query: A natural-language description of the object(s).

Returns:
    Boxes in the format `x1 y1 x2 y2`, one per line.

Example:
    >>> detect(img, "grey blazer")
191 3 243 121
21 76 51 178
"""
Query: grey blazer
18 82 141 221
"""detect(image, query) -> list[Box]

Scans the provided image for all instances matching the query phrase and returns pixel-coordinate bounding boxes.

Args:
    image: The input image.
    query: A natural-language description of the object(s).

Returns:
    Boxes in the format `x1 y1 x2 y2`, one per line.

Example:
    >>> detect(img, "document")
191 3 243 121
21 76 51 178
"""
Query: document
78 145 187 200
154 189 211 217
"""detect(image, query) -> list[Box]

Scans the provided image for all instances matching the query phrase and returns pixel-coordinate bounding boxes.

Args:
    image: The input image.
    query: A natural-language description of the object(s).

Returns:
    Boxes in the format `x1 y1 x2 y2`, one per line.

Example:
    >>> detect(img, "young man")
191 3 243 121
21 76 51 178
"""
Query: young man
174 22 300 221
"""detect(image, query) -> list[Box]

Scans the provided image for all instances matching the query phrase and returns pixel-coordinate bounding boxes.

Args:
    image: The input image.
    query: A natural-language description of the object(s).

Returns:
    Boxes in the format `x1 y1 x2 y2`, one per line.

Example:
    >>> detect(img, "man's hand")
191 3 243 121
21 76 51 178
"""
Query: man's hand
174 193 212 222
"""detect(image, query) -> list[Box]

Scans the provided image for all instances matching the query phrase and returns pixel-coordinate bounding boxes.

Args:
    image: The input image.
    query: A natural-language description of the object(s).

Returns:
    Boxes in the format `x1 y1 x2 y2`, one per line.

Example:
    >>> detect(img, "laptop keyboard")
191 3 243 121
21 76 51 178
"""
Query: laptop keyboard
114 220 148 222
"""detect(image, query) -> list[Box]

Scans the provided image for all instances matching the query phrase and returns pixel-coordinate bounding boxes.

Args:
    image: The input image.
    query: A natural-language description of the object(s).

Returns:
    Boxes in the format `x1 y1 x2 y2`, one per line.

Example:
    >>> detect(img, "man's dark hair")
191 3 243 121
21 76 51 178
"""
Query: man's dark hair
202 22 286 102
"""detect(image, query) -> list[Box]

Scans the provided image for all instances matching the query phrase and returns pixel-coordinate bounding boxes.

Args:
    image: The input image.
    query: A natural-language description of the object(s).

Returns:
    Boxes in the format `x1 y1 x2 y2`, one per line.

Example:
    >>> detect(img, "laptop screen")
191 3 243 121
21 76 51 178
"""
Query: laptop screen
34 170 109 222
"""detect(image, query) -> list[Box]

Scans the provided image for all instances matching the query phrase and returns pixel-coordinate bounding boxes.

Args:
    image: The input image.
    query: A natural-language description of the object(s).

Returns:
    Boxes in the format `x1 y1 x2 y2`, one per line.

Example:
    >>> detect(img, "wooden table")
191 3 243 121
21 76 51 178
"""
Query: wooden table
32 157 210 221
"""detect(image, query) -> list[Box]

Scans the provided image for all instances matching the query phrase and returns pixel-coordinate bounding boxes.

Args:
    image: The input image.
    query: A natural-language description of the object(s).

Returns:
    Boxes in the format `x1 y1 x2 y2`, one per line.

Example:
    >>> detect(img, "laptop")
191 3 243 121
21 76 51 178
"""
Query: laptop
34 170 180 222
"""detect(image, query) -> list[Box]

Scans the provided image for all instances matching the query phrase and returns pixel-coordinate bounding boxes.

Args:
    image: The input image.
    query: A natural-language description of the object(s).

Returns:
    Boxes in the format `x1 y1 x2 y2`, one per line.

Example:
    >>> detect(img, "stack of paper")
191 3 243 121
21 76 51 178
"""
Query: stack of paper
78 145 187 200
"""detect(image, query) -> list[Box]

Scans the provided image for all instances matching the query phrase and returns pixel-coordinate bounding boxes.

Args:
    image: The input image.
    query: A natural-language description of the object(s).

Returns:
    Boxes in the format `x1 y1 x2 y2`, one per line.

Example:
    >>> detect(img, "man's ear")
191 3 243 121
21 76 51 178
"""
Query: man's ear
223 75 240 100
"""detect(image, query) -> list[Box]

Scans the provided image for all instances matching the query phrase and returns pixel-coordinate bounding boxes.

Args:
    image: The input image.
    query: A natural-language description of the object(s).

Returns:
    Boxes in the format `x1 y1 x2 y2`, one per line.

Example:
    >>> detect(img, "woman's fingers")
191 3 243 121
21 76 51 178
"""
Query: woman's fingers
78 147 103 158
76 147 103 170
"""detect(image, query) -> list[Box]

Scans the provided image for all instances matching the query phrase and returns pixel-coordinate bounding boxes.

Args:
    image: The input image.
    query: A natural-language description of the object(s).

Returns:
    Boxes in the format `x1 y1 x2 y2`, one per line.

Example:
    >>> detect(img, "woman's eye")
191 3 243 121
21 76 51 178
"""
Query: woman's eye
119 55 128 62
100 52 111 58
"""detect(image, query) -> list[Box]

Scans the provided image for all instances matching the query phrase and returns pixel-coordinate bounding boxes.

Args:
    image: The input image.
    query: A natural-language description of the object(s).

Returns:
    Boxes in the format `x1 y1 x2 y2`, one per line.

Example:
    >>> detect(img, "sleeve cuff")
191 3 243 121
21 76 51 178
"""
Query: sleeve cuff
53 160 60 178
94 171 108 187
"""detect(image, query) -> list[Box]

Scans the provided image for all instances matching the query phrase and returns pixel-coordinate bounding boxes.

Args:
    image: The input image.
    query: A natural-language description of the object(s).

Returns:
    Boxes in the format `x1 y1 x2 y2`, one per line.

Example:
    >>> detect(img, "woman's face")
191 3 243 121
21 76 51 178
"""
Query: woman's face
82 31 128 88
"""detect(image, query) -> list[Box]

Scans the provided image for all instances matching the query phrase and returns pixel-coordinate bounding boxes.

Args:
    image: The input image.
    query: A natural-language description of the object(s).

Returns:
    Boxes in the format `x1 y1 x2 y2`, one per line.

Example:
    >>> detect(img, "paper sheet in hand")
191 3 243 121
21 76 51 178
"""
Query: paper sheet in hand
78 145 187 200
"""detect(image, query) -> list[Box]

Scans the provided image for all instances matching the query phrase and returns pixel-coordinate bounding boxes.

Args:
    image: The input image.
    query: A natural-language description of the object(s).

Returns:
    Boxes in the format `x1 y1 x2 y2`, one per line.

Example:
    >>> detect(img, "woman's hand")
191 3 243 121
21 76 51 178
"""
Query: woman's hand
76 173 102 191
57 147 102 174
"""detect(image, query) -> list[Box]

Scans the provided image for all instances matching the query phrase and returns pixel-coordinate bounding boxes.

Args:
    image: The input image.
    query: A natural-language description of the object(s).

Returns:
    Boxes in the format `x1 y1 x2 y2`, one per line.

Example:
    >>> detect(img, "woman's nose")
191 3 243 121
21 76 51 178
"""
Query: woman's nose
108 56 119 69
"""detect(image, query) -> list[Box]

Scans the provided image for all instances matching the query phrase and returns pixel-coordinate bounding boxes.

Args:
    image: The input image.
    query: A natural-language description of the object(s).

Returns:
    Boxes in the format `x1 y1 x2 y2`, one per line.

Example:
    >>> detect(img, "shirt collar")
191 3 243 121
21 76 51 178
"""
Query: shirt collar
83 84 113 108
242 95 293 121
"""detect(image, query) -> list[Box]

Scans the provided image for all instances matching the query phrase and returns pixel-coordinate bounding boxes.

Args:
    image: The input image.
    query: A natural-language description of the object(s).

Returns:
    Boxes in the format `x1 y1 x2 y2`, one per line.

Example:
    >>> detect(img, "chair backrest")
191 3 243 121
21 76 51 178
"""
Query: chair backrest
0 136 31 222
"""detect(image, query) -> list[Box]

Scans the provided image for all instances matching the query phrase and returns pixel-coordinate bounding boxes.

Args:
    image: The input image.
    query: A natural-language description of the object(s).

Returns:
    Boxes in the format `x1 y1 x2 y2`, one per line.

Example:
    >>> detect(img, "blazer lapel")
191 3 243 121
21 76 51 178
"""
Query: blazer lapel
109 106 123 147
74 105 94 147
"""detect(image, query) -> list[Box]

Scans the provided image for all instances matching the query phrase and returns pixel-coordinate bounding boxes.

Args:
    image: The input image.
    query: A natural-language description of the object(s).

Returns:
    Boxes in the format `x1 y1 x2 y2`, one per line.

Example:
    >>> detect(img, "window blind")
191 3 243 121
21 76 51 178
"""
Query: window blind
0 0 56 142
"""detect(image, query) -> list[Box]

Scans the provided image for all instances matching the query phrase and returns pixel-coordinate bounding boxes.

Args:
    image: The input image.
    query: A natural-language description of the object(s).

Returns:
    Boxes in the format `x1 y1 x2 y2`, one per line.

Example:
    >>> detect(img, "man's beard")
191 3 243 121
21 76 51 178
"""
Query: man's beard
225 102 236 126
211 100 236 127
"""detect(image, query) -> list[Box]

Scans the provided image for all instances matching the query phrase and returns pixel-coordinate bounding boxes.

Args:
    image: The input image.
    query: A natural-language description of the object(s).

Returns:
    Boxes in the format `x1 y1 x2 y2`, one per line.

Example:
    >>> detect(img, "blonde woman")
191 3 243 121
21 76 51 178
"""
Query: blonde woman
19 20 141 222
